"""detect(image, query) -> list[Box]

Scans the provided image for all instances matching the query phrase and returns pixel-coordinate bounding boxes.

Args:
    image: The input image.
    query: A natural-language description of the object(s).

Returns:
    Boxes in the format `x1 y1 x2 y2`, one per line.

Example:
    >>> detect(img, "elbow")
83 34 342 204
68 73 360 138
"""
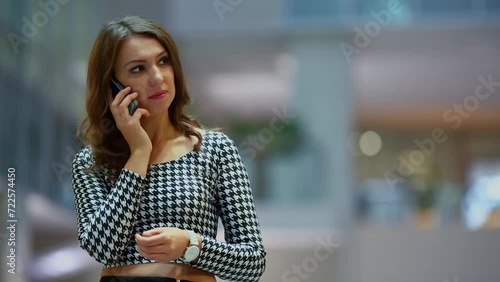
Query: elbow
255 251 267 281
247 249 266 282
217 248 267 282
78 233 118 265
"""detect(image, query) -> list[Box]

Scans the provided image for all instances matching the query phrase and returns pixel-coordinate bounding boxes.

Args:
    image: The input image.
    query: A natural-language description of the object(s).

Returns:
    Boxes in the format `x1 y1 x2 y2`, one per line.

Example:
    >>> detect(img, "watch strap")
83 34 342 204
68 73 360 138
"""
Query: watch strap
187 230 197 246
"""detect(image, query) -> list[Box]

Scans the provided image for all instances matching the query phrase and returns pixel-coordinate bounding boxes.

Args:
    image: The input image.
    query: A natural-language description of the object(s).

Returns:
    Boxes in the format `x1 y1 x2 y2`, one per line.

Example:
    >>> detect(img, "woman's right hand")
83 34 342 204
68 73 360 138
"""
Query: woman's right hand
108 87 152 153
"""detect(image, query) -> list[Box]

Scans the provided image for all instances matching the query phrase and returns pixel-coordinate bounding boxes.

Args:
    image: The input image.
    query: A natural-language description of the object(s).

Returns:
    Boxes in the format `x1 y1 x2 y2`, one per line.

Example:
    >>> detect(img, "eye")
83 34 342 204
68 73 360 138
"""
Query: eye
130 65 145 73
158 56 170 65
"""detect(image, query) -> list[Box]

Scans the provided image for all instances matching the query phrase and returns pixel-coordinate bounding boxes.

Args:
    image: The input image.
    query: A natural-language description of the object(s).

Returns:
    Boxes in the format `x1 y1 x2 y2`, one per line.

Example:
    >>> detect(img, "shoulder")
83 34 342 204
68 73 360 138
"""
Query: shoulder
73 145 96 168
201 129 236 150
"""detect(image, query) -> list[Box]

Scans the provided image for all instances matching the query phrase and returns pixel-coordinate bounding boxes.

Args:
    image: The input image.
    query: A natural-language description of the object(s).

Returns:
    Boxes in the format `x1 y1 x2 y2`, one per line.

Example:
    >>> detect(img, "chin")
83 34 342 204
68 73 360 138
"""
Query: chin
148 107 170 117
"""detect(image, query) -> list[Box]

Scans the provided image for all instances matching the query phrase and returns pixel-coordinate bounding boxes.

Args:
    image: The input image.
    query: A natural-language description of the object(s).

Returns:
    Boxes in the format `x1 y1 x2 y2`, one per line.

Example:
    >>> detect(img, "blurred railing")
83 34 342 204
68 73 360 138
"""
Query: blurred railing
287 0 500 20
0 16 79 209
0 64 78 209
1 0 96 209
167 0 500 37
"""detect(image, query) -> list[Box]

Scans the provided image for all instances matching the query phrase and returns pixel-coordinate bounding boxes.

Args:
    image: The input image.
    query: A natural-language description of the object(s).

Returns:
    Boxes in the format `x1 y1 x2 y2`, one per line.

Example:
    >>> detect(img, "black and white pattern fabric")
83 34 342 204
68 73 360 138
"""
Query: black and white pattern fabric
72 130 266 282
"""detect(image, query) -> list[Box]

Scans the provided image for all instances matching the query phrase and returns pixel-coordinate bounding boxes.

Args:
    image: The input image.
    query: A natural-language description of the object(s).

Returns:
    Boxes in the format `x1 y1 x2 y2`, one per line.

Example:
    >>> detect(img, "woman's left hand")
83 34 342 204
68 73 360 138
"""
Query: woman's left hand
135 227 190 263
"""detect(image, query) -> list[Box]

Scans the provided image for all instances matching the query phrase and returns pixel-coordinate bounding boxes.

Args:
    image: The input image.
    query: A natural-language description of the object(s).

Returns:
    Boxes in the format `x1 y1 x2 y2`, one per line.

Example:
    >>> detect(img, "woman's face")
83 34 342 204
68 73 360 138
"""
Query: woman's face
113 35 175 117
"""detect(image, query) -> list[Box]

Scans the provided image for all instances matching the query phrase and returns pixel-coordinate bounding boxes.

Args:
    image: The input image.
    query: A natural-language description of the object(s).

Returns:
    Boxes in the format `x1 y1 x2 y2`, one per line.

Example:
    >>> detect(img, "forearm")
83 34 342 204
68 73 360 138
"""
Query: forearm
78 192 141 263
74 161 145 263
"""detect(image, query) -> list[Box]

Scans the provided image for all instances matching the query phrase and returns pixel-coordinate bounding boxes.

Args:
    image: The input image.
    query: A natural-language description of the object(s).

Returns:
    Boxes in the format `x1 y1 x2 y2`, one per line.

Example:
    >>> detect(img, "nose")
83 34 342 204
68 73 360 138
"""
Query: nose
148 66 164 86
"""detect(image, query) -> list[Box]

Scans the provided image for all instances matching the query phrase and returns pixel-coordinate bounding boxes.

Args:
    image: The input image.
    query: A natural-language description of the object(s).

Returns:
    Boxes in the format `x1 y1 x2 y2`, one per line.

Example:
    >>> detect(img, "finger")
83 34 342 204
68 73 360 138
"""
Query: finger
118 92 138 113
136 247 154 260
136 236 163 247
137 243 170 255
135 233 164 247
138 250 174 264
110 86 131 107
140 252 170 263
135 231 158 241
131 108 150 120
142 229 162 237
119 91 138 108
140 234 174 247
147 254 173 263
136 243 176 263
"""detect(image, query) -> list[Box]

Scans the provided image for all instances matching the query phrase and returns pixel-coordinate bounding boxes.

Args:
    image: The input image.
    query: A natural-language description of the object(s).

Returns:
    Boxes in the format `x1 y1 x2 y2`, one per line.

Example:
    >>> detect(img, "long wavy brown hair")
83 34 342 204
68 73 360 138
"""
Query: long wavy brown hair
77 15 203 181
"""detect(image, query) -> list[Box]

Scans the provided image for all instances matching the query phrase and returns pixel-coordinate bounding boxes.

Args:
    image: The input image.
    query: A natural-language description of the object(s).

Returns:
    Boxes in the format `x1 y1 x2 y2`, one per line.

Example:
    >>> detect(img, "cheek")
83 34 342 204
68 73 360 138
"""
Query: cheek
131 84 149 101
133 92 146 105
165 68 175 85
138 95 148 105
168 77 176 93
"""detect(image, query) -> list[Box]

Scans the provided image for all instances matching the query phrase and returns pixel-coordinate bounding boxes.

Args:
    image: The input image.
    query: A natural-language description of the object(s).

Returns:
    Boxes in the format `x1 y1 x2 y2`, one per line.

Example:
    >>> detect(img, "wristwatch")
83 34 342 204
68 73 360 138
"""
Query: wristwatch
182 230 200 263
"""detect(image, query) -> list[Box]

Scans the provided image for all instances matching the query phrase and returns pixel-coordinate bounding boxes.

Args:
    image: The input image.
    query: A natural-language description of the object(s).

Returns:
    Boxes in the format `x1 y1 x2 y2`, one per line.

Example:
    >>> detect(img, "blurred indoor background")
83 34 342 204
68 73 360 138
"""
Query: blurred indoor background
1 0 500 281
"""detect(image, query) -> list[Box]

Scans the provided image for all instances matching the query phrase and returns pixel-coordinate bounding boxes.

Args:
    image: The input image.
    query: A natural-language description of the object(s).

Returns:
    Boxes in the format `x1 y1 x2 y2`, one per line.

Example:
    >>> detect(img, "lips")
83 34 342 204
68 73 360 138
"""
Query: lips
149 90 167 99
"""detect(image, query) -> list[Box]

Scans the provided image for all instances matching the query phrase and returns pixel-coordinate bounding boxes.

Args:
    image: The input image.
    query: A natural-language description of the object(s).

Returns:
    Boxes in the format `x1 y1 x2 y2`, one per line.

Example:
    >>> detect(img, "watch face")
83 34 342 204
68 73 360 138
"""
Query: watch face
185 246 200 261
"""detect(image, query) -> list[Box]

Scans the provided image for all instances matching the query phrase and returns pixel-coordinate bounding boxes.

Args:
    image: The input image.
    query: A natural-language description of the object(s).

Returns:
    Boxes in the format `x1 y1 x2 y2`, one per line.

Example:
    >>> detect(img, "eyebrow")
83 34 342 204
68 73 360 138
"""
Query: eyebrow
124 51 168 67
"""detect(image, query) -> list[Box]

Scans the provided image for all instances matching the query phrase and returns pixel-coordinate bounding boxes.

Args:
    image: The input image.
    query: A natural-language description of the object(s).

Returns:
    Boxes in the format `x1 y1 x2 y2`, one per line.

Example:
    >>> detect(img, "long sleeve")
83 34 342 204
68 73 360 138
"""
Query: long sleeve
193 134 266 282
72 146 145 265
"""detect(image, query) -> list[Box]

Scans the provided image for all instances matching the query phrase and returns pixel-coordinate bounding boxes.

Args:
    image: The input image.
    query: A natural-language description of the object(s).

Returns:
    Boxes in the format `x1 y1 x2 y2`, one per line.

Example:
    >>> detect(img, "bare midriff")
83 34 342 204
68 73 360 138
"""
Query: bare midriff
101 263 216 282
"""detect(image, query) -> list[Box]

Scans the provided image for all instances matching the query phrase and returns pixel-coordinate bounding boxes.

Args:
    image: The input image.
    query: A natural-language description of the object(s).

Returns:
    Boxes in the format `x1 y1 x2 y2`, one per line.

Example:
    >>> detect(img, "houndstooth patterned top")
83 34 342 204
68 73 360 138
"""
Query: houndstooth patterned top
72 130 266 282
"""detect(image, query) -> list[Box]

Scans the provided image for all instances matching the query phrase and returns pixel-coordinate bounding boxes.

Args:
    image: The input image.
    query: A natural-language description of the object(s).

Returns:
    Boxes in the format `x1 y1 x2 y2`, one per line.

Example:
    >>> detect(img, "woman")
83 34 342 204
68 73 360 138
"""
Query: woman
72 15 266 282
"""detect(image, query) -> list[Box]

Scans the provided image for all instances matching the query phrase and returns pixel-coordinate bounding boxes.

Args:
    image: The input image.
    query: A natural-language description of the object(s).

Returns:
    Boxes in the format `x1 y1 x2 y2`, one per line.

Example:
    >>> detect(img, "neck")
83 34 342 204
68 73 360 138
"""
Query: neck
141 112 179 147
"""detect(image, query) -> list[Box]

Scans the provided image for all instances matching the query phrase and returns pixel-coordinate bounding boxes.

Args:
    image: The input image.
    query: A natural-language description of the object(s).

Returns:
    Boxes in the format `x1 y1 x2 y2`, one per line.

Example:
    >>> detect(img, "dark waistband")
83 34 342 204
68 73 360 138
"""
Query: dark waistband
100 276 191 282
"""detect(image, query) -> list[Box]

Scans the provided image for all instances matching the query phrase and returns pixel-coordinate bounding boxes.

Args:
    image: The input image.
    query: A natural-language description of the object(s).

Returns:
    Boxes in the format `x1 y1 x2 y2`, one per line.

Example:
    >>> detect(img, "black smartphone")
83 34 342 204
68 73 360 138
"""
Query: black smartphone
110 75 138 115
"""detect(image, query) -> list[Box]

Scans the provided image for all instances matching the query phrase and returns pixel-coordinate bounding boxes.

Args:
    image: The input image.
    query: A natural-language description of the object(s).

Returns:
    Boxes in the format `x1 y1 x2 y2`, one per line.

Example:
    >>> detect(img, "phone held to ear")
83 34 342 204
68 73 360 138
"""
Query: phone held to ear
110 75 138 115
